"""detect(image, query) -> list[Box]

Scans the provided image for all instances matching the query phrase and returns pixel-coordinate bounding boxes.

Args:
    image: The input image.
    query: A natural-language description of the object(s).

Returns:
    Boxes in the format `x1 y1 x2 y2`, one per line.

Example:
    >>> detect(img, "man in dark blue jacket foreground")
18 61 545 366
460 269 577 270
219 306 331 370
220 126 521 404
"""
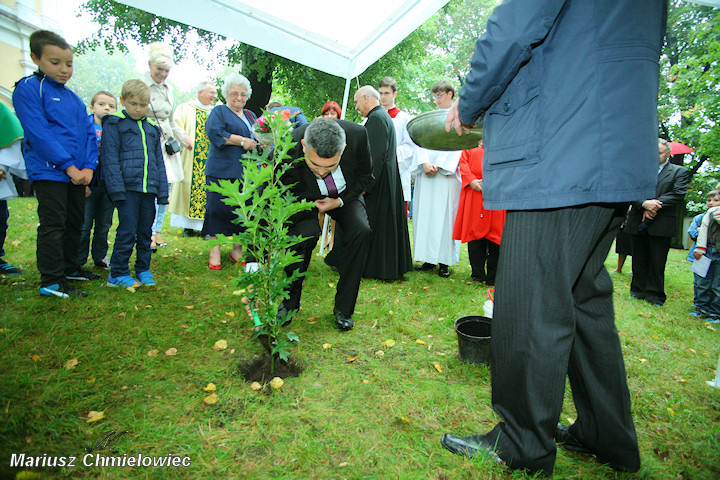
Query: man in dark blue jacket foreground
442 0 668 475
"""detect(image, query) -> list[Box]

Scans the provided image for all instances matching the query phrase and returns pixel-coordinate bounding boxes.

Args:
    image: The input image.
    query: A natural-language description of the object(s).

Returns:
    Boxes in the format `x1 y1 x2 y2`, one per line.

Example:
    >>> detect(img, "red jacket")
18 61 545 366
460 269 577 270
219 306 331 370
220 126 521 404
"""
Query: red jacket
453 146 505 244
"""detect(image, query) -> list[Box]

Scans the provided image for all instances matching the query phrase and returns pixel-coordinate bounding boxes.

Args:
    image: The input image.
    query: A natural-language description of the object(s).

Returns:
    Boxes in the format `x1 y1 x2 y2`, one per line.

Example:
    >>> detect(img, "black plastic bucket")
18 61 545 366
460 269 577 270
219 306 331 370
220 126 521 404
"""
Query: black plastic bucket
454 316 491 366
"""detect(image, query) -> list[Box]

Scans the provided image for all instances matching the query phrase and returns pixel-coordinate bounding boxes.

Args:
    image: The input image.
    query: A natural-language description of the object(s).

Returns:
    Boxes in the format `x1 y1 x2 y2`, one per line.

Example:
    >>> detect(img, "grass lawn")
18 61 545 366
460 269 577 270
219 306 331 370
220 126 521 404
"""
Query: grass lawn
1 196 719 479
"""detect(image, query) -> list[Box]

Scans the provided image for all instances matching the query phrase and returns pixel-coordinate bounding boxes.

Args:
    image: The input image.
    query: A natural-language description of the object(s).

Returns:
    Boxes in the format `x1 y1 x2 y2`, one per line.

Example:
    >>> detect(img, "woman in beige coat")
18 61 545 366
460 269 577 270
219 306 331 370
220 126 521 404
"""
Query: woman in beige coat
141 43 189 250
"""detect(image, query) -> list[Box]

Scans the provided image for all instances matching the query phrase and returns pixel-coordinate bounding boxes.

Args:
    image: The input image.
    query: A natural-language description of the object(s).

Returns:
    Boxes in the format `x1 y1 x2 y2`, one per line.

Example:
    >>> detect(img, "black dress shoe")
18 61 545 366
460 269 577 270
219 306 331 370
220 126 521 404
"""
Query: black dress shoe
554 424 592 454
334 311 354 331
441 433 502 463
438 264 450 278
415 262 435 271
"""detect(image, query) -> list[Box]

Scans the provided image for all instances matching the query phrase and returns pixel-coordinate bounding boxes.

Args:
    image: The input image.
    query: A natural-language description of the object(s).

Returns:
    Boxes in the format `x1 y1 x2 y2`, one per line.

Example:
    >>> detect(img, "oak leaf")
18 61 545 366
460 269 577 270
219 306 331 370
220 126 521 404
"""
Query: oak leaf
203 393 218 405
86 411 105 423
64 358 79 369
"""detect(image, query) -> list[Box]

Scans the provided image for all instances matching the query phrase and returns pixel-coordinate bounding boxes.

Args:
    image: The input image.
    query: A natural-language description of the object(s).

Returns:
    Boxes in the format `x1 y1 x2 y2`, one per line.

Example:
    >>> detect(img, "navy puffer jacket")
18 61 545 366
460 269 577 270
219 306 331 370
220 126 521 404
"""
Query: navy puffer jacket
101 111 168 204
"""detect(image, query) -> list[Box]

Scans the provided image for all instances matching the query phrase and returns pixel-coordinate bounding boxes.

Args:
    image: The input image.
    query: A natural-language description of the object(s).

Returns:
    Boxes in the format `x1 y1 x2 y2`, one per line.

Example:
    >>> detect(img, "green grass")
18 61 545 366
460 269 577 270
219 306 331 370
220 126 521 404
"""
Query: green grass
1 196 719 479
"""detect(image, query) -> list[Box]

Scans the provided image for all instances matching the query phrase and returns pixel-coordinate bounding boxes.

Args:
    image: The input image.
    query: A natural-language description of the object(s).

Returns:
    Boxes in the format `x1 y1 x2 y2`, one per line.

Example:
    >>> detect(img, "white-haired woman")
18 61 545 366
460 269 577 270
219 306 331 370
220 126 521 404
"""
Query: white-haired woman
141 43 187 251
203 73 258 270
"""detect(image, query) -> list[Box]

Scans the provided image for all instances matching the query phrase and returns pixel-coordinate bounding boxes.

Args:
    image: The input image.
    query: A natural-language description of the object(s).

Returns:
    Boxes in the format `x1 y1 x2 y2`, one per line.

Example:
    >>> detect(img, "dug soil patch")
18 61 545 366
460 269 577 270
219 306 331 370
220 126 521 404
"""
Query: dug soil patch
239 354 304 383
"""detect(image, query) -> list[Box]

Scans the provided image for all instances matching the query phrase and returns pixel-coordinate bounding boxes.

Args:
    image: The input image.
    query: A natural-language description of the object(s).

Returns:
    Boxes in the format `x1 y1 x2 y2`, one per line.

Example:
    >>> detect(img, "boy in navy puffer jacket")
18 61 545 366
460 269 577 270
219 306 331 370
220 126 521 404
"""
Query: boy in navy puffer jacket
102 79 168 288
13 30 99 298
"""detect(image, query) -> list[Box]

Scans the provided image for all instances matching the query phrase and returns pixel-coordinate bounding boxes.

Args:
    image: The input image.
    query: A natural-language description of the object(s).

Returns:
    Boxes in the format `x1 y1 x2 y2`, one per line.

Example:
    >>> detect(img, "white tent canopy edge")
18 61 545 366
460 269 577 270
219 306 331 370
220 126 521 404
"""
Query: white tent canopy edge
116 0 451 118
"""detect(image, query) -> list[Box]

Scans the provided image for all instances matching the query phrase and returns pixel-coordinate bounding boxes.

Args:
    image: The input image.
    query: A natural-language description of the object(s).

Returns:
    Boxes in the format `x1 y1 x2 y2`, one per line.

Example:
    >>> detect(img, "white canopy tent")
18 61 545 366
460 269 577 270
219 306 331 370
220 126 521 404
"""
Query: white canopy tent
116 0 451 117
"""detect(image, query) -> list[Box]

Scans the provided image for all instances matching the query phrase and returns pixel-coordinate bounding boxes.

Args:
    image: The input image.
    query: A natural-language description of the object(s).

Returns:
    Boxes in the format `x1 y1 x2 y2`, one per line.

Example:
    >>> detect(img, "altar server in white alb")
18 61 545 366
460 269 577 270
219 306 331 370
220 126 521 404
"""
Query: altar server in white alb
411 80 462 278
378 76 416 209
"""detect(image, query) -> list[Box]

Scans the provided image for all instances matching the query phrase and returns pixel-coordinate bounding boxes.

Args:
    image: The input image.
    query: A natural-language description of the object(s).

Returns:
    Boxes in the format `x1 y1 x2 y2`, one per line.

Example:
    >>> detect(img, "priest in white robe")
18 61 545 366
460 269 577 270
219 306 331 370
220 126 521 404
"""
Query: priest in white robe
170 82 217 234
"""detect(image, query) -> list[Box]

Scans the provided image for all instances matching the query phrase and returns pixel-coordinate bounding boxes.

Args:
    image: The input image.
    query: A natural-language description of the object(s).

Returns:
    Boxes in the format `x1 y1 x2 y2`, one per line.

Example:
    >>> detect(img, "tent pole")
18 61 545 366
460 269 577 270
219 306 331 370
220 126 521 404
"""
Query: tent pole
340 77 352 120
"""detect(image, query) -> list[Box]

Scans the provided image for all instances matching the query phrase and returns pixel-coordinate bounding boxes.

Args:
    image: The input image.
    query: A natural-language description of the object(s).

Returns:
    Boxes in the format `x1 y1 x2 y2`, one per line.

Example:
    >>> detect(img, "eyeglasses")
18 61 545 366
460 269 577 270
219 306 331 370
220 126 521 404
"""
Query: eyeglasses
432 92 447 98
202 90 218 97
227 91 248 99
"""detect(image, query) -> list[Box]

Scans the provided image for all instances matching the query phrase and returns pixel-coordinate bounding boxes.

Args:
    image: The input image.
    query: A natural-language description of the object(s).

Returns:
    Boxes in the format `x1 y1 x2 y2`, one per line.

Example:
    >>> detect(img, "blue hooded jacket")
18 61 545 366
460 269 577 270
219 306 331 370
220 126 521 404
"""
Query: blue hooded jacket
12 72 97 183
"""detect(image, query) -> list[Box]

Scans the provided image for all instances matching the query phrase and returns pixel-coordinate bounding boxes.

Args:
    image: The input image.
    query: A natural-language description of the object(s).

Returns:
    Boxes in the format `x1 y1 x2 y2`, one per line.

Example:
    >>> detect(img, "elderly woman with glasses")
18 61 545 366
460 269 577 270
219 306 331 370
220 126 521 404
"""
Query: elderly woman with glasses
203 73 258 270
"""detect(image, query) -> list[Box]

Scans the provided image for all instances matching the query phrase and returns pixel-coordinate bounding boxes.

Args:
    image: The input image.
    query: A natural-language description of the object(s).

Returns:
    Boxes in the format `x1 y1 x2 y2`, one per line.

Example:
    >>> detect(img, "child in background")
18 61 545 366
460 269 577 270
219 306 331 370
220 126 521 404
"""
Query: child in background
102 79 168 288
687 190 720 262
12 30 100 298
692 193 720 321
0 103 27 276
77 91 117 270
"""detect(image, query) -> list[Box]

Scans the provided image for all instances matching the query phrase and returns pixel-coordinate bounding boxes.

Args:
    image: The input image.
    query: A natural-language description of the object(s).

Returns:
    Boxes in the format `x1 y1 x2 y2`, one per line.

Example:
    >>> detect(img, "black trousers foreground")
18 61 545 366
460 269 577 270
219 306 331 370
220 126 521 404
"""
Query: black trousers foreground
33 180 85 287
484 204 640 475
284 196 370 317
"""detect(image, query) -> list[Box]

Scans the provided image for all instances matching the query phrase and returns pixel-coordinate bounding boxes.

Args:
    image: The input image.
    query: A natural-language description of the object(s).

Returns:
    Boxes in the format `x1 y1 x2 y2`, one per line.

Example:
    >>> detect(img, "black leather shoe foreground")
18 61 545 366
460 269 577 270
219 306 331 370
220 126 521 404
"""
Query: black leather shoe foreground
334 311 354 331
440 433 503 463
554 424 592 454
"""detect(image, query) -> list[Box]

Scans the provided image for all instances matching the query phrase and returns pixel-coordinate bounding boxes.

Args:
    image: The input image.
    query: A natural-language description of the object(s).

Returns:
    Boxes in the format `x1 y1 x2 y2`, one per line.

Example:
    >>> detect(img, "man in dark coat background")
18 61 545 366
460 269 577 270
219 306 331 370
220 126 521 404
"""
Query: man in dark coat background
353 85 413 281
626 138 690 306
440 0 668 476
280 118 373 331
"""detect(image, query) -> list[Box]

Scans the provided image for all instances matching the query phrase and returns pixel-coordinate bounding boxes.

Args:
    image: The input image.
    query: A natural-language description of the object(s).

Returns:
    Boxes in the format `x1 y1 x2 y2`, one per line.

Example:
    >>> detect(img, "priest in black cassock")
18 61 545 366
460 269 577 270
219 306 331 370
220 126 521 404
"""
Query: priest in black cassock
354 85 413 280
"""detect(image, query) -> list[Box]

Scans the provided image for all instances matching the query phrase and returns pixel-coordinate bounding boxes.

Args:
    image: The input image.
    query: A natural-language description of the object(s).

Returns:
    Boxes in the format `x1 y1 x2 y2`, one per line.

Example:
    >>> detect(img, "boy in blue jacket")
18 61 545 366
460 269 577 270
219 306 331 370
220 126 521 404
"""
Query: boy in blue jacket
102 79 168 288
13 30 100 298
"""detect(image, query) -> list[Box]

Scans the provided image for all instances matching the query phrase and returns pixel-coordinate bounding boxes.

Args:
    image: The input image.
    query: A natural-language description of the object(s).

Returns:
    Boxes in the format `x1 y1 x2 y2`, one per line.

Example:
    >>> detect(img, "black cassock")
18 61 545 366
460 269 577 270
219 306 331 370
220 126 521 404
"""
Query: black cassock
361 106 413 280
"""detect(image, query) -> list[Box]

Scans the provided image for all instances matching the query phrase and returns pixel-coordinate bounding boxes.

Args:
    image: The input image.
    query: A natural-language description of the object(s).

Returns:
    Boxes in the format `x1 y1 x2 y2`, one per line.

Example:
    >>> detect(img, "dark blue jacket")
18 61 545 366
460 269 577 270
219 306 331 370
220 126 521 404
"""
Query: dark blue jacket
205 105 257 179
101 111 168 204
458 0 667 210
12 72 97 183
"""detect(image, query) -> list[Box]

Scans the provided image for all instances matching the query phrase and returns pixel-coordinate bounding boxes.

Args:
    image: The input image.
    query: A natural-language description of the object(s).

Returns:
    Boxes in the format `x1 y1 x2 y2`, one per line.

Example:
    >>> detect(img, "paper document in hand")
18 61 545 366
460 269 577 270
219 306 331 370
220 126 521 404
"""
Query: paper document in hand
692 255 711 278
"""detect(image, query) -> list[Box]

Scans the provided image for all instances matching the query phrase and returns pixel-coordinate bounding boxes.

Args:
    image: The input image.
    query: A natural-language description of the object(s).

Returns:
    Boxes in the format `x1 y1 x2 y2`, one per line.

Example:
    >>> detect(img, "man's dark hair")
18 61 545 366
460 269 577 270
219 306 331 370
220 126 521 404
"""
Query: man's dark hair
379 76 398 93
304 119 346 159
30 30 71 58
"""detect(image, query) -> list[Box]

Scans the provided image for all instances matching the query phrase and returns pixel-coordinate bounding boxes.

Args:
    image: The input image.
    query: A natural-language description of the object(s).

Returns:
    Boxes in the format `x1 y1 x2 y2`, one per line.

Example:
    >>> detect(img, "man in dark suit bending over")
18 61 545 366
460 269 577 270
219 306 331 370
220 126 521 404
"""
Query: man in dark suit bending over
281 118 373 331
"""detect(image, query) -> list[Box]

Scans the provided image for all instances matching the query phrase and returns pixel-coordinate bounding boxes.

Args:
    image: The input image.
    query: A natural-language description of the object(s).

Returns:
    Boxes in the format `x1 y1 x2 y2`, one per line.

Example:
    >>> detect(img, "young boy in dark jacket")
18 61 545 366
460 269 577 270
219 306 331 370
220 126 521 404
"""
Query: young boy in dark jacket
102 79 168 288
13 30 99 298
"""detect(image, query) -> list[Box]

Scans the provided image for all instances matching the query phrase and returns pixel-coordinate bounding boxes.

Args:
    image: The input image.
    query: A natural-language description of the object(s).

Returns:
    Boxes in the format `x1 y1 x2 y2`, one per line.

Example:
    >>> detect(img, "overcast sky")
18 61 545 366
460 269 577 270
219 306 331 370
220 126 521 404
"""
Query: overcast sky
58 1 228 92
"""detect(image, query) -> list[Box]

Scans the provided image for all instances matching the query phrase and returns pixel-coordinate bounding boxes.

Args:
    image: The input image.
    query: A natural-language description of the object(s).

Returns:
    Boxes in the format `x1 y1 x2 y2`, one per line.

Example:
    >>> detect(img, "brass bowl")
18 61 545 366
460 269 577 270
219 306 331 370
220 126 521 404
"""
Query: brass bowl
407 110 483 151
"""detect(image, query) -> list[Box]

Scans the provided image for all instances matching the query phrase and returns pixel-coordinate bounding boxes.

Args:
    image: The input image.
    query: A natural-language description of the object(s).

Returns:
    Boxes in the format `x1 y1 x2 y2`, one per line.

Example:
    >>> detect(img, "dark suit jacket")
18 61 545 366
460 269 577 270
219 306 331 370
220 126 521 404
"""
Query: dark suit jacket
282 119 373 236
626 162 690 237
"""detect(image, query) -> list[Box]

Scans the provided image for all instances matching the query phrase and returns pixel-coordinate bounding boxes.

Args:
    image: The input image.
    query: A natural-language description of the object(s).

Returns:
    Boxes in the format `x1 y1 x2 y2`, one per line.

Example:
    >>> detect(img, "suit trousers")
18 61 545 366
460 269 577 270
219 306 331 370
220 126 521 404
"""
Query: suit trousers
484 204 640 475
629 234 671 304
33 181 85 287
284 196 371 317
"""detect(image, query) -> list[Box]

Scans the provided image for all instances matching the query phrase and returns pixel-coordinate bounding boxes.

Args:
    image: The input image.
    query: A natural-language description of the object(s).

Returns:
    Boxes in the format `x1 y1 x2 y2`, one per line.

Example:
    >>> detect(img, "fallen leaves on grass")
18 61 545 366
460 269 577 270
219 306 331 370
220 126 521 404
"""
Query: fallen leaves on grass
322 343 332 349
86 411 105 423
213 339 228 351
382 339 396 348
203 383 217 392
432 362 443 373
64 358 78 370
31 355 40 362
673 375 686 383
147 349 159 357
250 382 262 391
270 377 284 389
225 312 235 317
184 305 194 309
375 350 384 357
165 348 178 356
203 393 218 405
416 339 426 345
347 355 358 363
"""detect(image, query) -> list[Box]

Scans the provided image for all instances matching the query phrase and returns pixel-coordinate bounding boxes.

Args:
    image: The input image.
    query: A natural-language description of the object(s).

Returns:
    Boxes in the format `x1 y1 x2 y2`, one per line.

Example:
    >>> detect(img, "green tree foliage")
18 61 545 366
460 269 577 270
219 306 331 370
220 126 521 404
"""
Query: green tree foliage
660 1 720 176
66 45 138 106
77 0 498 119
